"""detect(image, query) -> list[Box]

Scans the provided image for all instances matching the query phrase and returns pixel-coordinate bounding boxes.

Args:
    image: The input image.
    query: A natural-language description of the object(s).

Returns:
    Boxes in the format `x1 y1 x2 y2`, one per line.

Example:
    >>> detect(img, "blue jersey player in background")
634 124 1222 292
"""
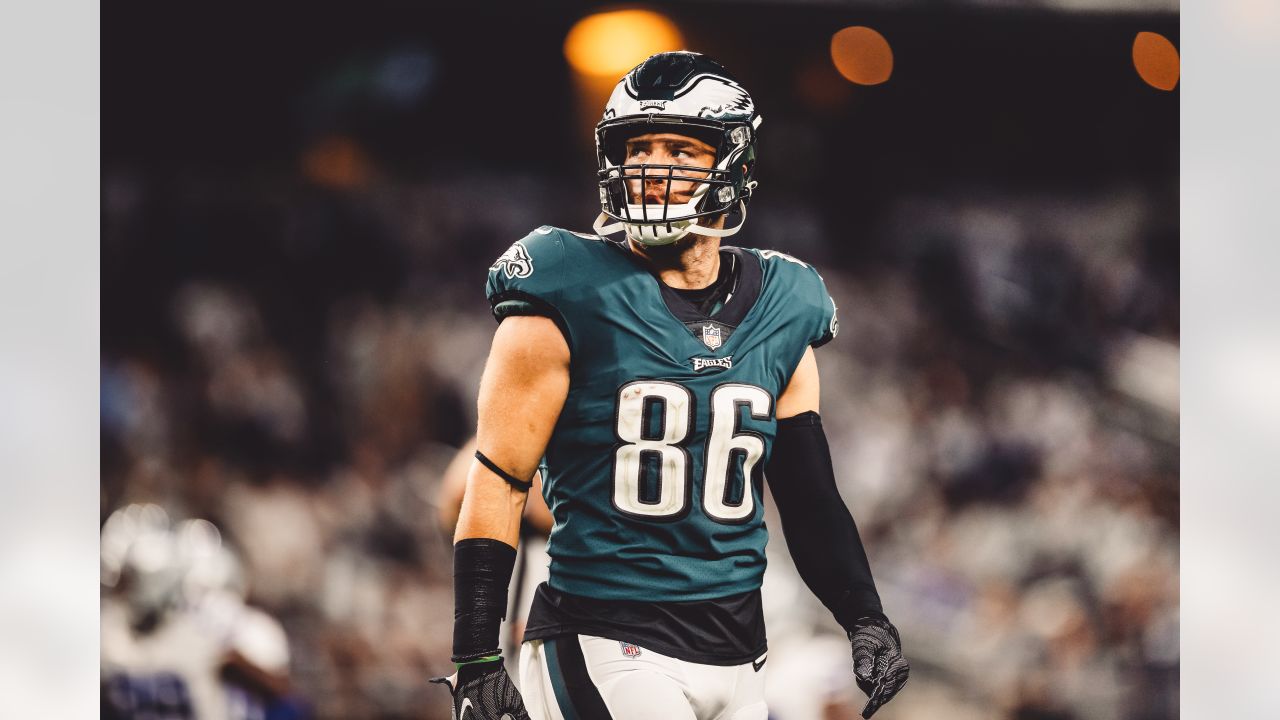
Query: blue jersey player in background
435 51 910 720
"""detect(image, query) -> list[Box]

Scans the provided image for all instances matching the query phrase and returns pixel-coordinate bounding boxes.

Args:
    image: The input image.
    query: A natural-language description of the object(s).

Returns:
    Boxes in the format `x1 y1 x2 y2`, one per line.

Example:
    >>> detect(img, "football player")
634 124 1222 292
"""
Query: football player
101 511 293 720
435 51 909 720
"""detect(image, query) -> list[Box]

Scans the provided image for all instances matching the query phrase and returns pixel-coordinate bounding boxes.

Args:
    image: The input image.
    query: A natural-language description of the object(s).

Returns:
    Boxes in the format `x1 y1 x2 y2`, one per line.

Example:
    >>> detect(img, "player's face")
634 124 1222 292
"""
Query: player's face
622 133 717 208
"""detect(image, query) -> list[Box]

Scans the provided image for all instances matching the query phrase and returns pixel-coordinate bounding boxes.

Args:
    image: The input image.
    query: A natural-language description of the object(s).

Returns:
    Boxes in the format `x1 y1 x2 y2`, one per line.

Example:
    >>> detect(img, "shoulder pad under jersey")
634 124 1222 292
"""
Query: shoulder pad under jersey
754 248 839 348
485 226 571 322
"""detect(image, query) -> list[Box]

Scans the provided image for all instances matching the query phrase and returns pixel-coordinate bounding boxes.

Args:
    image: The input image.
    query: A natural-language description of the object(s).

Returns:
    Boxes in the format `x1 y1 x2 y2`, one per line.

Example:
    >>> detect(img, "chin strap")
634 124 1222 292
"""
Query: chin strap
688 203 747 237
592 201 748 245
591 213 624 236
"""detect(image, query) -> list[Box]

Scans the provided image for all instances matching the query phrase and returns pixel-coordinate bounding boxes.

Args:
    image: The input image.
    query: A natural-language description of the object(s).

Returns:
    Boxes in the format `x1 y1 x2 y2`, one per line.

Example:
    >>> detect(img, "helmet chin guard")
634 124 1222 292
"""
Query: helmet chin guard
593 200 748 246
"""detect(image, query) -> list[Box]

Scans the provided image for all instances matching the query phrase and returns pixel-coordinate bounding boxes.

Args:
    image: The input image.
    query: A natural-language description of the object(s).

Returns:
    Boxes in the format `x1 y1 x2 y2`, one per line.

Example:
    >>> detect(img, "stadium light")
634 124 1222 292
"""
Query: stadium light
1132 32 1179 91
564 9 684 78
830 26 894 86
302 136 371 190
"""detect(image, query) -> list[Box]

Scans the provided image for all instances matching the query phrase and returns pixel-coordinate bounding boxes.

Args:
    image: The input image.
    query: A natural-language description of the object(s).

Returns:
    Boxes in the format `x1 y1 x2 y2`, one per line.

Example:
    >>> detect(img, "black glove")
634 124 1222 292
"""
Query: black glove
431 658 530 720
848 616 910 718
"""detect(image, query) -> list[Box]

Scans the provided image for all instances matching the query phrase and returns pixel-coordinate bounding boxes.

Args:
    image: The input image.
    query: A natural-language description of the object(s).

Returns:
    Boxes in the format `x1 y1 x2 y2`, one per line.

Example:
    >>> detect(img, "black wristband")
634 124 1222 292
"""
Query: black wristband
452 538 517 662
768 411 884 633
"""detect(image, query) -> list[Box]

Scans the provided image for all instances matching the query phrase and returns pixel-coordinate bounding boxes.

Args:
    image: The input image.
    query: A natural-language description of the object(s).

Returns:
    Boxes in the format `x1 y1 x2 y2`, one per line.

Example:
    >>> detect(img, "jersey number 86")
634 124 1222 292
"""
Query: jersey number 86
612 381 771 524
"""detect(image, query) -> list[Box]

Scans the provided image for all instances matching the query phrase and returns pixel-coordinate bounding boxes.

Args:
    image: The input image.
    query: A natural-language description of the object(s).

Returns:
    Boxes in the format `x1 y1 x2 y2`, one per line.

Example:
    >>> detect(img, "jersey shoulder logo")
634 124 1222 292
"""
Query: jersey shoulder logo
829 296 840 338
619 641 643 657
491 241 534 279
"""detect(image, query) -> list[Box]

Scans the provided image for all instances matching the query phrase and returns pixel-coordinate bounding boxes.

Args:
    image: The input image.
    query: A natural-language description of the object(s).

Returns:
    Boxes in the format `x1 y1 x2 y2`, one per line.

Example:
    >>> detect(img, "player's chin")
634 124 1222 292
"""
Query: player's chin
657 227 719 251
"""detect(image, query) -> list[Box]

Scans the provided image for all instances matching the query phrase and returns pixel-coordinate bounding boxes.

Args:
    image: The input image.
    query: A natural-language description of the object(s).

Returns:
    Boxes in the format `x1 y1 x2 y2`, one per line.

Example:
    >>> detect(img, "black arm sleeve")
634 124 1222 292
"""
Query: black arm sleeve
766 411 884 632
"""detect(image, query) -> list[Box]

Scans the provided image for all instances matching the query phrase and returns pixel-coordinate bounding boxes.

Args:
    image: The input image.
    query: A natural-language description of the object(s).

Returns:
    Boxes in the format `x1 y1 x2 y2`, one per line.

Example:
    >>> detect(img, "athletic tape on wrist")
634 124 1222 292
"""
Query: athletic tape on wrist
454 654 502 669
452 538 517 662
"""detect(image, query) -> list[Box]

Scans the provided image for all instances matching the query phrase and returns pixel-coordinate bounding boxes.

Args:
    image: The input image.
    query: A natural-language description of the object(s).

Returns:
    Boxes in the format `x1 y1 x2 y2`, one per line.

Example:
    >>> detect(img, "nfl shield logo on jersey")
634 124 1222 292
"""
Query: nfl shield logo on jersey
619 642 642 658
701 324 723 350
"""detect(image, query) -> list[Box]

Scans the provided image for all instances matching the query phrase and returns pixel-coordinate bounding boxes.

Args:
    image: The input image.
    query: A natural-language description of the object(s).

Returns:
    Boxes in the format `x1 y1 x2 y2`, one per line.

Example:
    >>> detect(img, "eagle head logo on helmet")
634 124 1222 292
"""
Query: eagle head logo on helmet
592 51 762 247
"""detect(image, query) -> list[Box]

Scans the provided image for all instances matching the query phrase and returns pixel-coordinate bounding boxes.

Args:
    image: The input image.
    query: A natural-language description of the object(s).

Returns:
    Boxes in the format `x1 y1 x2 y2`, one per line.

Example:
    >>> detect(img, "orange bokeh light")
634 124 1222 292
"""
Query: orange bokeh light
1132 32 1179 91
302 136 370 190
564 9 684 79
830 26 894 86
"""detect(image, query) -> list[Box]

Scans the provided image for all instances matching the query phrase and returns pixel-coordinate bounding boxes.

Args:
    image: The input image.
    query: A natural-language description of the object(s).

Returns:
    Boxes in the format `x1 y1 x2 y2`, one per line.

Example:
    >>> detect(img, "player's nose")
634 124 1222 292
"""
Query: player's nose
641 175 672 202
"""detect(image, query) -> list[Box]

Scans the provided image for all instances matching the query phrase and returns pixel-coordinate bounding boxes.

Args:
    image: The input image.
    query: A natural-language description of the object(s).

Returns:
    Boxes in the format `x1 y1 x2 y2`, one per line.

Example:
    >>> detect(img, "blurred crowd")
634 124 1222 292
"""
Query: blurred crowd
101 159 1177 719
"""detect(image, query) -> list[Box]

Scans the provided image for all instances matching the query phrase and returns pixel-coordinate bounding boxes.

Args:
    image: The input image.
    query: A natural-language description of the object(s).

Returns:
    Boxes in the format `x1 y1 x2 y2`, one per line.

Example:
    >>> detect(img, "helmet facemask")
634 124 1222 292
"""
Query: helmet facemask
595 117 757 245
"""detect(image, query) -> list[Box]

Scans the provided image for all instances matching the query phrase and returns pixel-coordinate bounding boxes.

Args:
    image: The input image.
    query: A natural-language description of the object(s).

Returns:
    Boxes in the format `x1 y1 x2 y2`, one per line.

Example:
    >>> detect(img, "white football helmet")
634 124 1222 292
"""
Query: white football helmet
101 502 172 589
118 528 186 630
175 517 247 603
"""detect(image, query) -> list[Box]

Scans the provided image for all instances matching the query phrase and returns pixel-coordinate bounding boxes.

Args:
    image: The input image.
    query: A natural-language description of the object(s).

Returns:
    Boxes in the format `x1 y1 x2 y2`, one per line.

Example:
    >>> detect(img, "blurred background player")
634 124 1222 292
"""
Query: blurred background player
101 505 298 720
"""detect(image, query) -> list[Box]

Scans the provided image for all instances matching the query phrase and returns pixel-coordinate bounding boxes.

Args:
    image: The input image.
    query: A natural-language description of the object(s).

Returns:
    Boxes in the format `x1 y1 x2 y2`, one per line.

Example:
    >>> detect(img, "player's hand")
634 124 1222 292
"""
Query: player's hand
848 616 910 718
431 658 530 720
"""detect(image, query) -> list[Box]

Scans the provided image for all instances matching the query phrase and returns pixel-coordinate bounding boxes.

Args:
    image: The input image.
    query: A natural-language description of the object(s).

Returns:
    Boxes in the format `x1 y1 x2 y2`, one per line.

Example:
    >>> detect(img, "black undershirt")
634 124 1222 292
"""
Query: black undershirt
667 251 737 317
523 582 767 666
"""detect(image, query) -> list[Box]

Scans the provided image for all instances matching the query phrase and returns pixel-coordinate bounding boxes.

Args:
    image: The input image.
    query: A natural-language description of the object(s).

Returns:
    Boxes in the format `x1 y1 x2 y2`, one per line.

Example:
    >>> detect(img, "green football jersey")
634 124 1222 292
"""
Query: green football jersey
486 226 838 602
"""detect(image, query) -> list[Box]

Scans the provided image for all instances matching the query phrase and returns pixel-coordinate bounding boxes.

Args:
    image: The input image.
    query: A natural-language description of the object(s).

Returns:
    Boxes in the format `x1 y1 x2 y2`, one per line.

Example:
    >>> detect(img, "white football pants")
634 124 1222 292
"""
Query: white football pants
519 635 768 720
